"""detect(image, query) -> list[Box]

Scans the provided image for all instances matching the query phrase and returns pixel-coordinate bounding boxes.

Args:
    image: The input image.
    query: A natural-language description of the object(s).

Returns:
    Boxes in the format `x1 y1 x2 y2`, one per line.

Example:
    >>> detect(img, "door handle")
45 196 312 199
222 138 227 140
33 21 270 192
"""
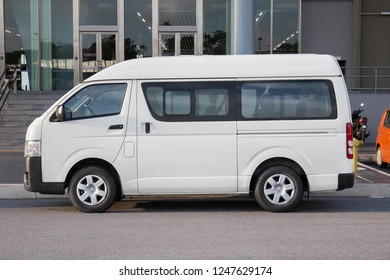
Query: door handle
145 122 150 134
109 124 123 130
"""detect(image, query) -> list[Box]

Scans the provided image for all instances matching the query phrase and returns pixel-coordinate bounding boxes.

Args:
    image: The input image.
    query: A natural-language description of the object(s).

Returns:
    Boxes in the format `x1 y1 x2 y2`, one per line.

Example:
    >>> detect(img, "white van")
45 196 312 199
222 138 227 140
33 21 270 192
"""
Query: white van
24 54 354 212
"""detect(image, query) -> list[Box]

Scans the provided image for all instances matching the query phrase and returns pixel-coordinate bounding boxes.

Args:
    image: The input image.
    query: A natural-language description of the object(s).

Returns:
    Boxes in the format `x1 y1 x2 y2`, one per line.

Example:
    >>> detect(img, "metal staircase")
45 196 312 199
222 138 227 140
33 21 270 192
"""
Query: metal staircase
0 66 19 113
0 67 64 150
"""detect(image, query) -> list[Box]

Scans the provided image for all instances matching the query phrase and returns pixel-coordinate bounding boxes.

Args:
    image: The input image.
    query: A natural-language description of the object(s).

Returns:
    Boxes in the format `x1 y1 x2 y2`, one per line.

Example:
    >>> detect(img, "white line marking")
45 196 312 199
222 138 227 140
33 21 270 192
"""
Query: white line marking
358 162 390 178
357 175 374 183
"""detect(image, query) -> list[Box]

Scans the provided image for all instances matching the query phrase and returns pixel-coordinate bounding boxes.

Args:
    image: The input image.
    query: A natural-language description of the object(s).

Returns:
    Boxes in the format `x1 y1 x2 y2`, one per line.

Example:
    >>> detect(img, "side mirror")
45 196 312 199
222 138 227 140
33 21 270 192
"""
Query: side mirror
55 105 65 121
55 105 71 121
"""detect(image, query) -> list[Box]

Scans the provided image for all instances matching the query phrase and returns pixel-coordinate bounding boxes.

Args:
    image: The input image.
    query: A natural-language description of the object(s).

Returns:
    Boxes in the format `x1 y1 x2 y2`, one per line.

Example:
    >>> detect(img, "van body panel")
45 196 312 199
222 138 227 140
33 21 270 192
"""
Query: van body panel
23 54 354 212
112 82 138 195
85 55 343 81
307 174 338 192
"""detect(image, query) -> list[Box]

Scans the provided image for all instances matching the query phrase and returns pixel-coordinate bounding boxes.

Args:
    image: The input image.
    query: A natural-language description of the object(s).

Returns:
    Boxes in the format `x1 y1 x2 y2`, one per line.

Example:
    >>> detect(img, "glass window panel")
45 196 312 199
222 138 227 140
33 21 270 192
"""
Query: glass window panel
142 82 233 121
124 0 152 59
80 0 117 25
145 87 164 116
5 0 73 91
254 0 271 54
160 34 176 56
195 89 229 116
41 0 73 91
64 84 127 120
101 34 116 67
241 81 336 120
5 0 38 90
203 0 227 55
165 91 191 115
180 34 195 55
272 0 299 53
159 0 196 26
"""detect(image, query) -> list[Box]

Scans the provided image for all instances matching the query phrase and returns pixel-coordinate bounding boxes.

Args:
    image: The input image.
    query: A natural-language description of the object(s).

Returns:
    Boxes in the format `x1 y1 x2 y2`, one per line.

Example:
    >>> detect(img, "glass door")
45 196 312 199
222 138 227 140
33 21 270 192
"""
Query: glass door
80 32 118 80
159 32 196 56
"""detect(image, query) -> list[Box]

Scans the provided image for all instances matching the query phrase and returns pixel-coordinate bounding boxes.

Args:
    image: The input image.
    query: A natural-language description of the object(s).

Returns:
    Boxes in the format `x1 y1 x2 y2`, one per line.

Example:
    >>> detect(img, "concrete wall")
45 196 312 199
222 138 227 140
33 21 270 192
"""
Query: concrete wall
301 0 353 68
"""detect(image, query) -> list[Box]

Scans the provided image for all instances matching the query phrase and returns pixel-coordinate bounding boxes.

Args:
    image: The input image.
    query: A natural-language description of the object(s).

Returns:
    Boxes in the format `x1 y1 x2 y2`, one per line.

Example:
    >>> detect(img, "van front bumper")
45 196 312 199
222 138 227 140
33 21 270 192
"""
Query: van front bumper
337 173 354 191
24 156 65 194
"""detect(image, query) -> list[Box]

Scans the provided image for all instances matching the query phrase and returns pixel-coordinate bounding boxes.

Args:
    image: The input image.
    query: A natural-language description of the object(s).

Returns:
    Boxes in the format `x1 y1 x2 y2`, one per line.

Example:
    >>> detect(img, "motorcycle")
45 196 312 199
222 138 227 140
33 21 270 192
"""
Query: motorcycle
351 103 370 142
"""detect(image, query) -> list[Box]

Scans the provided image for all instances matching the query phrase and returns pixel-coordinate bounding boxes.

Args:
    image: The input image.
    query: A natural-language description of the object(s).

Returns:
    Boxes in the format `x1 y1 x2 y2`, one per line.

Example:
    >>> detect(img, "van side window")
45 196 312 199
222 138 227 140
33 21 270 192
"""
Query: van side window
142 82 234 121
62 84 127 120
166 91 191 115
195 89 229 116
240 80 337 120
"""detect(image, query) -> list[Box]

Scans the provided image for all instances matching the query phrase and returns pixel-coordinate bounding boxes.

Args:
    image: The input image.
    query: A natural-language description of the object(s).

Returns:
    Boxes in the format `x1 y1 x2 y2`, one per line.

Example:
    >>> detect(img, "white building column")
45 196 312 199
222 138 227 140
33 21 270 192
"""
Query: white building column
231 0 254 54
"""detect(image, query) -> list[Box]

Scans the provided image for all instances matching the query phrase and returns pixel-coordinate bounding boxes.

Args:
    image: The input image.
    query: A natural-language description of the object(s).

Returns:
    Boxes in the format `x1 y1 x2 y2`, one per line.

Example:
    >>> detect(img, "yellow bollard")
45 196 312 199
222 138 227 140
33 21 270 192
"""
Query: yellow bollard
353 138 364 171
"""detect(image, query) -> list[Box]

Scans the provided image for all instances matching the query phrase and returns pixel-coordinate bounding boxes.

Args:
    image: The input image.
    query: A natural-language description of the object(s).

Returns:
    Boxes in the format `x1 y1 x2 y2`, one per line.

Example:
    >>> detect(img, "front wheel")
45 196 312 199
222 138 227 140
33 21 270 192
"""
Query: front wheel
68 166 117 213
254 166 304 212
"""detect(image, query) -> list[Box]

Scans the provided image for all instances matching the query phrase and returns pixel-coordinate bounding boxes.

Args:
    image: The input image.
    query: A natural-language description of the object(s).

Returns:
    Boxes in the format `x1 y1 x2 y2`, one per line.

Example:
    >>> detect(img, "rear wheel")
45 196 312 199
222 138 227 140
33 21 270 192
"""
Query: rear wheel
68 166 117 213
376 147 388 168
254 166 304 212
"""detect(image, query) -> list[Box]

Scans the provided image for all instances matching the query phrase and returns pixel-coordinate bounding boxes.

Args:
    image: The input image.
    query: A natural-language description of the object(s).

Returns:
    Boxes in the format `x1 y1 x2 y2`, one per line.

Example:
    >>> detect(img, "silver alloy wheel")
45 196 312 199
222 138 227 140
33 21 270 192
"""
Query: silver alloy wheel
263 174 296 205
76 174 108 206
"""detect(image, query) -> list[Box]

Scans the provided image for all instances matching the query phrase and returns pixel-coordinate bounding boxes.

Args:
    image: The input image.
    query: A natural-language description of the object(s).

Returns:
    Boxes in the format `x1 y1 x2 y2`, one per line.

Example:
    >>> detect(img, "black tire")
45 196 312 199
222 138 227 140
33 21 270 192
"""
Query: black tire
376 147 388 168
68 166 117 213
254 166 304 212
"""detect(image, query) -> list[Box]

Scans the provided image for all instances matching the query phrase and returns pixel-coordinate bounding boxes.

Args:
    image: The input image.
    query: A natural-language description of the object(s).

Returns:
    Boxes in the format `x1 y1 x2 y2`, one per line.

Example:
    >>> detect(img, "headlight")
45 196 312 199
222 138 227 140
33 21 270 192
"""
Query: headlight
25 141 41 157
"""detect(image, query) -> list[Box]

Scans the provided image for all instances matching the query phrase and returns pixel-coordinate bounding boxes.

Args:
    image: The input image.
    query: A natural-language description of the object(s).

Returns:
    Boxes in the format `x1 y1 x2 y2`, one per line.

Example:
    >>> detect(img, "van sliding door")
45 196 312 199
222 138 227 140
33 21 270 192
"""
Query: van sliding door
136 80 237 194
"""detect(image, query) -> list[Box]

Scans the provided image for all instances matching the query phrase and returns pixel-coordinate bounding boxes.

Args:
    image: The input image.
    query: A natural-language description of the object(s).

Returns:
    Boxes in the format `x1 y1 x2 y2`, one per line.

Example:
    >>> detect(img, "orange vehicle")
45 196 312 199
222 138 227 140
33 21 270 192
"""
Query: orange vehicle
376 108 390 167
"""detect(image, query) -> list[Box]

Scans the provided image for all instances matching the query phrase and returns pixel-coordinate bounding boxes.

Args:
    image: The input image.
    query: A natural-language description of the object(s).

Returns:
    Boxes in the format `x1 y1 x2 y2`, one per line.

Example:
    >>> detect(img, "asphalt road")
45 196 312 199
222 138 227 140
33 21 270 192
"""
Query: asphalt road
0 151 24 184
0 196 389 260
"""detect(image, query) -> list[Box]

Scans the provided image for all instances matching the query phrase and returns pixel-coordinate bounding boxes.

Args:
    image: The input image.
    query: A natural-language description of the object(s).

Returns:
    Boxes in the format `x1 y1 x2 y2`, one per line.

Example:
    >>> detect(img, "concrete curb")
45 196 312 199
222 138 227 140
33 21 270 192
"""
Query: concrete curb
0 183 389 200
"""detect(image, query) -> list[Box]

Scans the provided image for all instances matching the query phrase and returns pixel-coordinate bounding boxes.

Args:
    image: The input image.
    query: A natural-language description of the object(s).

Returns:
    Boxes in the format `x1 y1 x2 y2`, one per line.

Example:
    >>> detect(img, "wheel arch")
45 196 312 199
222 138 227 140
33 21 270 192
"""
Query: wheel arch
249 157 309 195
65 158 122 199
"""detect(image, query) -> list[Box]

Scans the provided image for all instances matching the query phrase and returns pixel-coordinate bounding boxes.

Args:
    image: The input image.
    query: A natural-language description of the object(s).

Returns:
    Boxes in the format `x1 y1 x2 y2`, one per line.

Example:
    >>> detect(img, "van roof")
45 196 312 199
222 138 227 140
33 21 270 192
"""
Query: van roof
85 54 342 82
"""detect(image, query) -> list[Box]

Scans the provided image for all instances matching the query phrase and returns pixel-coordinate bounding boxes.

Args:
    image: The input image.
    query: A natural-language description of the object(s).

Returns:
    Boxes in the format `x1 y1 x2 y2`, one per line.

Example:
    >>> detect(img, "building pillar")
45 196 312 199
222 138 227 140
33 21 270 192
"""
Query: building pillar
352 0 361 88
41 0 52 90
0 0 5 74
231 0 254 54
152 0 159 57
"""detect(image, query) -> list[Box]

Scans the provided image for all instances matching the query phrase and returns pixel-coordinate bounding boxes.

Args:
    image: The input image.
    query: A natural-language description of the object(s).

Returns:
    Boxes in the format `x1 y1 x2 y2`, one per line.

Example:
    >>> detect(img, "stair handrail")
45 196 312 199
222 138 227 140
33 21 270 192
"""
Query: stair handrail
0 66 19 113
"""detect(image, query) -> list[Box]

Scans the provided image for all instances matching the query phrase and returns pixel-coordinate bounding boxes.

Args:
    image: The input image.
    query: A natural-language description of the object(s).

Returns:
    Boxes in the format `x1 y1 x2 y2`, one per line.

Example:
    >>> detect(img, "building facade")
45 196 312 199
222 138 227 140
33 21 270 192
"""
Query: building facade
0 0 389 91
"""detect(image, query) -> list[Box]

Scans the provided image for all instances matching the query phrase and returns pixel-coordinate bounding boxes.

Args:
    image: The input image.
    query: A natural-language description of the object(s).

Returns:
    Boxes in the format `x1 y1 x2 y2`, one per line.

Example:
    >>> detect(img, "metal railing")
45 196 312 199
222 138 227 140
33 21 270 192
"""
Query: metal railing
341 66 390 93
0 66 19 113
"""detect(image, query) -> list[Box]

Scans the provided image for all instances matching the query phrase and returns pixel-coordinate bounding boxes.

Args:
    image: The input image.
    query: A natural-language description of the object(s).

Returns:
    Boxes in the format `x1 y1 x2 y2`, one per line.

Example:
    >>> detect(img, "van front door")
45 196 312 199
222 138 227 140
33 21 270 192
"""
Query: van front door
41 82 131 184
136 80 237 194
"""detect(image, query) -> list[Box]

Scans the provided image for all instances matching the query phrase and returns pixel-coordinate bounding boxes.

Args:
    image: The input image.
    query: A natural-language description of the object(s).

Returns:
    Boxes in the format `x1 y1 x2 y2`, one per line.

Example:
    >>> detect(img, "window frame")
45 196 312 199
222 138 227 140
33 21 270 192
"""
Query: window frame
141 79 338 122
